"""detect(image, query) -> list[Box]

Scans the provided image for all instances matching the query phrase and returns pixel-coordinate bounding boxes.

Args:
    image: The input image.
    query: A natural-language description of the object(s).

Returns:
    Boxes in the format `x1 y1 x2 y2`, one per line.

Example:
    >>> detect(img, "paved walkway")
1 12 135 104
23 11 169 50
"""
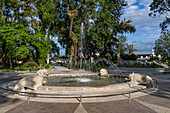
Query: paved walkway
0 66 170 113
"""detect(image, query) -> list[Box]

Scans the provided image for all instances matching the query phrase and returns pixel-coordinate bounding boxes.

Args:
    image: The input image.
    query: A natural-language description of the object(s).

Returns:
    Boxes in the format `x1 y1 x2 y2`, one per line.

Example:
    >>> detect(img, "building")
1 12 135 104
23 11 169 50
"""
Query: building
135 49 156 61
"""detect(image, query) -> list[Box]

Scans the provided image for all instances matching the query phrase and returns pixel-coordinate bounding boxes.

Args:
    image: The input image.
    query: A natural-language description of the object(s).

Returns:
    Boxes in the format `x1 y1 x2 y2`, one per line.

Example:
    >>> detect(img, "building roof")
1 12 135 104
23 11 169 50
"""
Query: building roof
134 52 152 56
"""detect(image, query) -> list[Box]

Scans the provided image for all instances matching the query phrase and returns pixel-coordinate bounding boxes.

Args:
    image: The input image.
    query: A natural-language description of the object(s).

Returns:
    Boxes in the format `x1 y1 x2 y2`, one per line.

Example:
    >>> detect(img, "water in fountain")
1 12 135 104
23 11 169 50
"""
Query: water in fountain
44 57 125 87
85 57 125 86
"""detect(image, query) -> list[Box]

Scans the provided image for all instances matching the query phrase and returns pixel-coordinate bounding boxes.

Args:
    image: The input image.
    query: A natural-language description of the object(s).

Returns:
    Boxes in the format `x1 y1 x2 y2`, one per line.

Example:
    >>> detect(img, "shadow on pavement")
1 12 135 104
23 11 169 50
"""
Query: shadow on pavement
0 95 23 107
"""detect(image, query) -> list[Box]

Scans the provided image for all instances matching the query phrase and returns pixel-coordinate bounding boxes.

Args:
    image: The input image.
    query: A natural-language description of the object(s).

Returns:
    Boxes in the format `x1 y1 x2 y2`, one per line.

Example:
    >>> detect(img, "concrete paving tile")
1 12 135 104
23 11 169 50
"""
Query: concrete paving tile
0 95 23 107
74 103 88 113
6 101 79 113
135 93 170 108
83 99 156 113
134 99 170 113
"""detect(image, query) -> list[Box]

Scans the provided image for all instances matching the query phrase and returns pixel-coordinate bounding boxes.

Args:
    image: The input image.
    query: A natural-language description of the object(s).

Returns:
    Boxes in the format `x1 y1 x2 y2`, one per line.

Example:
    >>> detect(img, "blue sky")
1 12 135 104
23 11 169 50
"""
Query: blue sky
122 0 169 53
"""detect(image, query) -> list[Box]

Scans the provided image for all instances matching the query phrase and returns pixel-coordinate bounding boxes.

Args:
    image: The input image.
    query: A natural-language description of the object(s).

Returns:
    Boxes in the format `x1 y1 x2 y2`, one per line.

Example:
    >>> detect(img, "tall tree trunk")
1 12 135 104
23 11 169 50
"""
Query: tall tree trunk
9 57 12 69
90 52 92 63
47 54 50 64
69 45 74 64
69 18 74 37
104 40 108 57
2 52 6 68
73 40 77 66
0 0 5 20
69 55 73 64
69 17 78 66
67 3 78 66
2 40 6 68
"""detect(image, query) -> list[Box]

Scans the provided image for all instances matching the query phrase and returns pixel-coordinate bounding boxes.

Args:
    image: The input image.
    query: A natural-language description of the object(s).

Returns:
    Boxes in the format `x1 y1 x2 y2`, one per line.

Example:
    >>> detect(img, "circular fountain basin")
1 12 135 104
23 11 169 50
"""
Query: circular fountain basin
37 74 131 94
43 75 125 87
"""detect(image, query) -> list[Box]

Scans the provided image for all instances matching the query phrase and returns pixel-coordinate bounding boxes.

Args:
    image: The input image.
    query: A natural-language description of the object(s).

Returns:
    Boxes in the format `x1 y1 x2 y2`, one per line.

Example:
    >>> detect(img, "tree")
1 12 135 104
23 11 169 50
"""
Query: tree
149 0 170 32
88 0 135 58
0 18 31 68
56 0 96 65
118 35 127 55
154 31 170 62
120 54 137 60
0 0 54 68
50 40 60 56
126 43 137 55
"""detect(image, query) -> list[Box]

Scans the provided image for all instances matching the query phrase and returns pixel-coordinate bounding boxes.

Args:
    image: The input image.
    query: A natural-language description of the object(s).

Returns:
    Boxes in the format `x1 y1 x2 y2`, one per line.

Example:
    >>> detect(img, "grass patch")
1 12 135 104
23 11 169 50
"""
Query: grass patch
163 63 170 66
0 64 52 71
163 72 170 74
118 66 160 68
45 65 51 70
0 69 28 72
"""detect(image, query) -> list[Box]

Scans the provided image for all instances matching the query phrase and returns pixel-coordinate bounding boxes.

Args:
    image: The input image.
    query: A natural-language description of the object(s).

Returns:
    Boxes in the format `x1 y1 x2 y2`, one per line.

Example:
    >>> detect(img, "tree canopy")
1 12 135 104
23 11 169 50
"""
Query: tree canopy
154 31 170 62
149 0 170 32
0 0 136 68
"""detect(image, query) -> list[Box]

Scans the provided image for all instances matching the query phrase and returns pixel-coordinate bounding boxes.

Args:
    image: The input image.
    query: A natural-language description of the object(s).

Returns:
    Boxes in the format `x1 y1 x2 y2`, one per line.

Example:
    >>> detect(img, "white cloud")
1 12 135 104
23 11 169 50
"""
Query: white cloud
123 3 164 29
139 0 152 6
121 0 170 53
127 0 137 6
132 41 155 53
122 0 167 43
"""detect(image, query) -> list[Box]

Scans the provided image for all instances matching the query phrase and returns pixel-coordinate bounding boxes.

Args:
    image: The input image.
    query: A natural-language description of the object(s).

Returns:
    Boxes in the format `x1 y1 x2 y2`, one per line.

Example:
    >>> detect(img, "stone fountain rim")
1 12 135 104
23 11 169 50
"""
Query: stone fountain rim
0 78 157 103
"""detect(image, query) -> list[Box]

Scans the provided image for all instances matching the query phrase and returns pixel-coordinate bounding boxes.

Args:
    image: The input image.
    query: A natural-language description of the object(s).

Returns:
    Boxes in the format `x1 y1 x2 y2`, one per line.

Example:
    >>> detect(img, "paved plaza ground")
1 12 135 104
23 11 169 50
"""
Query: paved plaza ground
0 66 170 113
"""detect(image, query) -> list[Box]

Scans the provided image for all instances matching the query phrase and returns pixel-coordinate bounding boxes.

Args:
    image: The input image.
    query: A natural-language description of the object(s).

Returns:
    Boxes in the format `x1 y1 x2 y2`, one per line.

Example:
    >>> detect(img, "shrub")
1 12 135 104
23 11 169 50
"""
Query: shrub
120 54 137 60
43 64 51 69
21 61 39 70
23 61 38 67
0 65 4 69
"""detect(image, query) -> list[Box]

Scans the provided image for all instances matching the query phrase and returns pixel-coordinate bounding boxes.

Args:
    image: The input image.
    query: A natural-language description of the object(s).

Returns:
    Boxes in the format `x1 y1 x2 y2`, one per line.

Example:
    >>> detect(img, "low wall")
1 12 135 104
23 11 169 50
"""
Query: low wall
38 82 134 93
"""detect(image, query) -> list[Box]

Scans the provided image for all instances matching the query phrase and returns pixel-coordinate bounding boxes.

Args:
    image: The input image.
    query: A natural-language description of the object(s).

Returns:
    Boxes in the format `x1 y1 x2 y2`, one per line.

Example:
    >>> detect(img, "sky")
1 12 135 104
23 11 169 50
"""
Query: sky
54 0 169 55
122 0 169 53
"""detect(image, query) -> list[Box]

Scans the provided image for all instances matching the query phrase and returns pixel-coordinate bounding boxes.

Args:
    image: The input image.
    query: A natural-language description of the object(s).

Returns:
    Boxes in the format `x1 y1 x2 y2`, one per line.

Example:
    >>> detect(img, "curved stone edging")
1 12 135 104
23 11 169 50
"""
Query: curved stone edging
38 82 132 92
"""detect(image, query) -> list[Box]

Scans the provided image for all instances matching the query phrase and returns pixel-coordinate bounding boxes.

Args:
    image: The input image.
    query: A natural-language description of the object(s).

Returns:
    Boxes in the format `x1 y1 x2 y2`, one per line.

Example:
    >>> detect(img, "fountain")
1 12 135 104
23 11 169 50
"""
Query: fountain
0 16 157 103
0 58 157 103
42 58 126 88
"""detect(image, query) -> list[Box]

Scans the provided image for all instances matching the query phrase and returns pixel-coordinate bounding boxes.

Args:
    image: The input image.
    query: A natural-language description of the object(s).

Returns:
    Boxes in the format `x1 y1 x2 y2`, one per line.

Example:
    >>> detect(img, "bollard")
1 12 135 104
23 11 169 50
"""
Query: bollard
129 92 131 102
27 94 30 103
80 95 82 103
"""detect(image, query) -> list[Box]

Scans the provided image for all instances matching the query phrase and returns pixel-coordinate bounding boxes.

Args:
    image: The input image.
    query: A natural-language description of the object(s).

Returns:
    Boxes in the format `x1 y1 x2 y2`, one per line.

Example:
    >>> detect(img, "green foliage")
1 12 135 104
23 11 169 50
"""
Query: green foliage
53 54 62 59
50 40 60 56
0 65 3 69
154 32 170 62
130 54 138 60
118 35 127 54
0 0 137 68
150 56 159 60
64 62 74 69
42 63 51 70
87 1 135 57
117 35 137 55
120 54 137 60
44 64 50 69
23 61 39 67
20 61 39 70
24 63 38 69
118 61 160 68
0 0 56 67
149 0 170 31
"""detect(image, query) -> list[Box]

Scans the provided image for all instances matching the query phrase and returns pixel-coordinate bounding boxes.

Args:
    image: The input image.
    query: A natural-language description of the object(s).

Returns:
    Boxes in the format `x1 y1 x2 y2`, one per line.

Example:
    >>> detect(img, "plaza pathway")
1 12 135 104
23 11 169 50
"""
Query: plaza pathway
0 66 170 113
